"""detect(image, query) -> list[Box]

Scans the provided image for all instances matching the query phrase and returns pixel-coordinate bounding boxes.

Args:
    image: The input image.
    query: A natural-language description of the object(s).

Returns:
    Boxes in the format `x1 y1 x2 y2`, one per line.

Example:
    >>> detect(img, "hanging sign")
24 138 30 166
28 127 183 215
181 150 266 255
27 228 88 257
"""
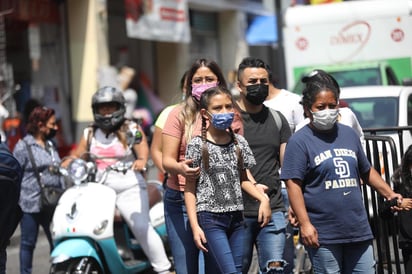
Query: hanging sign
6 0 60 23
125 0 191 43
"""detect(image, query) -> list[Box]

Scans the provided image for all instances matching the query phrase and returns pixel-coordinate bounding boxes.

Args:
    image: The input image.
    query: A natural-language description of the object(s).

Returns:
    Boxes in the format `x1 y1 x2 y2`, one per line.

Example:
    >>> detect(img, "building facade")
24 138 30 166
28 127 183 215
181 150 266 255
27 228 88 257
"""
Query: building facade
1 0 281 150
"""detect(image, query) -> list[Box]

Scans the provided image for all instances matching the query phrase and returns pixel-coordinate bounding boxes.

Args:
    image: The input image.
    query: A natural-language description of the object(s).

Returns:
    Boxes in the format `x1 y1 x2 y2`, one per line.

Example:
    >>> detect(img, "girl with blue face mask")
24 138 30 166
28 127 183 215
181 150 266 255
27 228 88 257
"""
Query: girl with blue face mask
184 86 271 274
162 58 245 274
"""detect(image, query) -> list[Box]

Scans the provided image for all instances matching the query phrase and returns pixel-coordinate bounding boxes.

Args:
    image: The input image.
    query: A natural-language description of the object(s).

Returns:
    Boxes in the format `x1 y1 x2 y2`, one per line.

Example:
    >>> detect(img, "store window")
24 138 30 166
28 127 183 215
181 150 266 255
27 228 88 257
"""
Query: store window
189 10 219 63
1 0 73 155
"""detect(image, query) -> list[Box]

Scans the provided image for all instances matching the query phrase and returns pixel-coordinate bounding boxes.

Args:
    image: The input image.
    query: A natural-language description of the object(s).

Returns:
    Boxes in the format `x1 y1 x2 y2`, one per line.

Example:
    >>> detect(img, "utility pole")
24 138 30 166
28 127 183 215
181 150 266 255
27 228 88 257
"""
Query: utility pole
275 0 287 88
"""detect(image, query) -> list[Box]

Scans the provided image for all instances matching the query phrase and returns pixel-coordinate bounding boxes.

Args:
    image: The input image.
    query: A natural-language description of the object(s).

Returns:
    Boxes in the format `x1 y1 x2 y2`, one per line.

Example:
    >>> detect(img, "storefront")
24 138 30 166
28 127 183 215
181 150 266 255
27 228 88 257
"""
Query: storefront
0 0 73 155
1 0 274 151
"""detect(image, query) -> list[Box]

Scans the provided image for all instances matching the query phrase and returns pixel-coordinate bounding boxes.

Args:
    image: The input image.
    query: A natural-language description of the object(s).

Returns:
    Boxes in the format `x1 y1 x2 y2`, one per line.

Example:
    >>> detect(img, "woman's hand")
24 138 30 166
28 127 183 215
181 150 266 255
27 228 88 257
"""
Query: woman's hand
132 158 147 172
387 193 404 212
258 198 271 227
181 159 200 178
300 222 319 248
288 207 299 227
399 197 412 210
255 183 269 195
192 225 208 252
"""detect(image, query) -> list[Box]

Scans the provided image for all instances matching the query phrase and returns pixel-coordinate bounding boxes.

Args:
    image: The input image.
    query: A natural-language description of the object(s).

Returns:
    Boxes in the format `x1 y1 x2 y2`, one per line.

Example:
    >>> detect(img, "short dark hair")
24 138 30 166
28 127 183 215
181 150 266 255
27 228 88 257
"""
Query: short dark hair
237 57 272 82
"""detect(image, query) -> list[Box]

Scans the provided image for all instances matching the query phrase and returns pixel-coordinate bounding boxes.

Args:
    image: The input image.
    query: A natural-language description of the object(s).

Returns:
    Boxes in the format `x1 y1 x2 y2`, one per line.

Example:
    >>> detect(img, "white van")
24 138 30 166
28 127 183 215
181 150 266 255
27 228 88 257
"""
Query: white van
340 86 412 220
340 85 412 163
283 0 412 90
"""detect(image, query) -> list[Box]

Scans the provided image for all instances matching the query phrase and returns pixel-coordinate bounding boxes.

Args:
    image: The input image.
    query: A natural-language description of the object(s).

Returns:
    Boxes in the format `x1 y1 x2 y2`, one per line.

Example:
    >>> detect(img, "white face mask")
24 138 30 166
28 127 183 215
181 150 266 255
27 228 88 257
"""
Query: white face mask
310 109 339 130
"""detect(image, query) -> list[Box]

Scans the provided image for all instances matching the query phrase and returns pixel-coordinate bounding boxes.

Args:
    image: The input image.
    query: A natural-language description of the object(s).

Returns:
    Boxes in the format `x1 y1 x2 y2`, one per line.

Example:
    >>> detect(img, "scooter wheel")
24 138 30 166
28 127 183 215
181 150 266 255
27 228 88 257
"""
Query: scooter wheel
49 257 103 274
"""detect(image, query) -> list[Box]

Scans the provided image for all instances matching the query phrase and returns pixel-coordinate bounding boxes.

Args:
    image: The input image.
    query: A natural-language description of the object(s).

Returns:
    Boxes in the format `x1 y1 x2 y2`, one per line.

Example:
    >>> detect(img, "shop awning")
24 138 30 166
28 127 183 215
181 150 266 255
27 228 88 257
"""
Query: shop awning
246 15 278 45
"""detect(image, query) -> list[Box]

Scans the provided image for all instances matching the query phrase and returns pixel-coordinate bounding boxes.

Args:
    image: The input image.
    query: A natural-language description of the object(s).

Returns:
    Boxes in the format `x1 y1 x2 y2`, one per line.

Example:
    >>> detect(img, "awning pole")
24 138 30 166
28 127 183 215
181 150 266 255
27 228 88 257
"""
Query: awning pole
275 0 287 88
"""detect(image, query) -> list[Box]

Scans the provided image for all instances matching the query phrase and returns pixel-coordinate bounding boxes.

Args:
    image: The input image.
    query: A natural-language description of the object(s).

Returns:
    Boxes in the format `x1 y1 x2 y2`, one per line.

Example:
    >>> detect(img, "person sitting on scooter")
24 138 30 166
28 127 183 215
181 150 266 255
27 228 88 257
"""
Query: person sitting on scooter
69 86 172 274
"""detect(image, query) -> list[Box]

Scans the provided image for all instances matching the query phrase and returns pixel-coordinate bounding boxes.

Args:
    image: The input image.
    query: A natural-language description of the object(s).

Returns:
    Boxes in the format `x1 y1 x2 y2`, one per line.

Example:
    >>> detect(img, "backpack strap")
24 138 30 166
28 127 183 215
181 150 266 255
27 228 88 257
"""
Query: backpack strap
268 107 282 133
86 125 94 153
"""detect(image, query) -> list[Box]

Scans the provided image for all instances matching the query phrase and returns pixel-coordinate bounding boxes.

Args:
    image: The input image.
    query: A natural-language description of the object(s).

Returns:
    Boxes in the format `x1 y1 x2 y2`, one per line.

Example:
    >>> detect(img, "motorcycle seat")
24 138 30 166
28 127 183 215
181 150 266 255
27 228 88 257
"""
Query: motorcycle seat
114 209 123 222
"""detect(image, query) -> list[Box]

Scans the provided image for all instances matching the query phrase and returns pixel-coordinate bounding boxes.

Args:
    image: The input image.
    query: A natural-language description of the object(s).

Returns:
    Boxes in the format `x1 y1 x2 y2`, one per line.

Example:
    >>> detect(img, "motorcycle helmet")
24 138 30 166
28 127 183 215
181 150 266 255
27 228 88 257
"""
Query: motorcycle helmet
92 86 126 131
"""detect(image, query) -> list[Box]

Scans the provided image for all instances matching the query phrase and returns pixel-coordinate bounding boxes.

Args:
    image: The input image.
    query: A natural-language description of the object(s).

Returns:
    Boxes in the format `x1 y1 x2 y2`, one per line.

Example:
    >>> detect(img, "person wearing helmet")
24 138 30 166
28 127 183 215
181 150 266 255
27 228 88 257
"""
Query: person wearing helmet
70 86 172 274
91 86 127 132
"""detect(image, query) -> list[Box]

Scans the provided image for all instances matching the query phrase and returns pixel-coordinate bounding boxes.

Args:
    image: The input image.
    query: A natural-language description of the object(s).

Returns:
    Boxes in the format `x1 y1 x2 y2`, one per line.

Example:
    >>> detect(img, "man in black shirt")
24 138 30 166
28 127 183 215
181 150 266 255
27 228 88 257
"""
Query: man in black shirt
236 57 291 274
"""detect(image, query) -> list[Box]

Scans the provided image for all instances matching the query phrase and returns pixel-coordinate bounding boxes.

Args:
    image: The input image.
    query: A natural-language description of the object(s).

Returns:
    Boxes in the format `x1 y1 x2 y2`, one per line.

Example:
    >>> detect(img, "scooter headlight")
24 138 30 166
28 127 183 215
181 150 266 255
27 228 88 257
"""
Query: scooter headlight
68 159 88 184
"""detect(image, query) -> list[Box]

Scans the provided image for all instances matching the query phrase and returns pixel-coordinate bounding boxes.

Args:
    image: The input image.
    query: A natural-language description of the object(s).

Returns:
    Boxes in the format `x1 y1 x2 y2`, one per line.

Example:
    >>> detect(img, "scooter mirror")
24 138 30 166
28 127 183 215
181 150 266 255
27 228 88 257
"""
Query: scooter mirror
68 158 89 183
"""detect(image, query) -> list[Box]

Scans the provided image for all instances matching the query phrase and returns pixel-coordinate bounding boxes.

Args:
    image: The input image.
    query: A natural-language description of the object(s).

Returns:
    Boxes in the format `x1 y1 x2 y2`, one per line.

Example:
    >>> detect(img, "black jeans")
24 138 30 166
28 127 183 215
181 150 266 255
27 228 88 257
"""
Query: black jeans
0 248 6 274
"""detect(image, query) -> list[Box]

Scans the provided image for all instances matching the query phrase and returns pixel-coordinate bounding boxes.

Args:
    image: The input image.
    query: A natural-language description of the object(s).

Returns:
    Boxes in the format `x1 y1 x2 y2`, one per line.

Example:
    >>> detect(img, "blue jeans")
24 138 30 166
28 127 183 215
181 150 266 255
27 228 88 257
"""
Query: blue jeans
164 187 204 274
198 211 244 274
243 211 286 274
20 212 54 274
306 240 375 274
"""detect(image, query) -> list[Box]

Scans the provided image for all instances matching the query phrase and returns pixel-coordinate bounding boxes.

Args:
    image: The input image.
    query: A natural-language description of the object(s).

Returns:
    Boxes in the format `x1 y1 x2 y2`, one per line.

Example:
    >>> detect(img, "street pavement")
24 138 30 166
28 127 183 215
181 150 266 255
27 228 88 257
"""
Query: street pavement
6 226 50 274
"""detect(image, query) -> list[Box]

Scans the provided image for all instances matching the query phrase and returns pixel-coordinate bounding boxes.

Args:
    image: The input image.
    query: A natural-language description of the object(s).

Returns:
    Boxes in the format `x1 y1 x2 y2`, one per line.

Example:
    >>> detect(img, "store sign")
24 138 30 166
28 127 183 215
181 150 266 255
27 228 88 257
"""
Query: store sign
310 0 342 4
125 0 191 43
4 0 59 23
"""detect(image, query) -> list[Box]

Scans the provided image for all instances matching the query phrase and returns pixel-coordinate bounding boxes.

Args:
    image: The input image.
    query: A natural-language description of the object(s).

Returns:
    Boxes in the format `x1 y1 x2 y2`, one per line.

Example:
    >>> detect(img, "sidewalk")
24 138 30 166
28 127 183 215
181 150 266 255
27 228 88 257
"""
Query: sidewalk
8 224 46 248
9 226 20 247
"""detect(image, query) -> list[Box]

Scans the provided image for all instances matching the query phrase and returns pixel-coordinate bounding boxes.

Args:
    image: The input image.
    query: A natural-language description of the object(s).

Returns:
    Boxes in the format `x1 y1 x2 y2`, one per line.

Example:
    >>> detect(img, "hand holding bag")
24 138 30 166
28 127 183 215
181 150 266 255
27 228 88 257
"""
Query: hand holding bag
23 140 63 214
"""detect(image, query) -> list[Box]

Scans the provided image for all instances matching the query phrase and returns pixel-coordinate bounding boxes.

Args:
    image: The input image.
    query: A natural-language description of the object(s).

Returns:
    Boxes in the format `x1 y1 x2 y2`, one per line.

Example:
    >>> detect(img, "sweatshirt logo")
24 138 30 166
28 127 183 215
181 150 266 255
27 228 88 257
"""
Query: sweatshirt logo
314 149 359 190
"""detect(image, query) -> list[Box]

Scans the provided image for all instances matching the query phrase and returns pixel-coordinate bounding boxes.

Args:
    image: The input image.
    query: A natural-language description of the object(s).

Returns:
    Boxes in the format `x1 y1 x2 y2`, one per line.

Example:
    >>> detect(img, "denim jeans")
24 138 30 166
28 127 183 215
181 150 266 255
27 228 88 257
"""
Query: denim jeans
306 240 375 274
164 187 204 274
20 212 54 274
198 211 244 274
243 211 286 274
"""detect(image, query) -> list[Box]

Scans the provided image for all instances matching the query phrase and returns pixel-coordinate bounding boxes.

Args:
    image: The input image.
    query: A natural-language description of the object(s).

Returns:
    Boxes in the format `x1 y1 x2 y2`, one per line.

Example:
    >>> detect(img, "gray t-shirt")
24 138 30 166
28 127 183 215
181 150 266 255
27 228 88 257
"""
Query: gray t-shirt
185 134 255 213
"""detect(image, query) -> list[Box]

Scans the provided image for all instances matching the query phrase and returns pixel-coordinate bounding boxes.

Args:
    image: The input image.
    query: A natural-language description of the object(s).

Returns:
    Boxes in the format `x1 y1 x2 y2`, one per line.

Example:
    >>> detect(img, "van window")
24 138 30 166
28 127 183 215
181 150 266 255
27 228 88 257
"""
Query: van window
345 97 398 129
329 68 382 87
293 67 384 94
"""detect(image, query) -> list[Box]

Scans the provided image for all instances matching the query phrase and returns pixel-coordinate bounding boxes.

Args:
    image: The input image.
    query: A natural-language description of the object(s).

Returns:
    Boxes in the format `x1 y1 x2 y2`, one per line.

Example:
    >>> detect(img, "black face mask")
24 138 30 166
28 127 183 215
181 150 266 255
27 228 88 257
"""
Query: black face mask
46 128 57 140
245 83 269 105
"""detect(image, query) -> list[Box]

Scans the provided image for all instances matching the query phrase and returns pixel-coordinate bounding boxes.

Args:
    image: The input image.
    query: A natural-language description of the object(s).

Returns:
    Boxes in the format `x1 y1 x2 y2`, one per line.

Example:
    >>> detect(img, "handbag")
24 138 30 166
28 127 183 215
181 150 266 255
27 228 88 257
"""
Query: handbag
23 140 64 213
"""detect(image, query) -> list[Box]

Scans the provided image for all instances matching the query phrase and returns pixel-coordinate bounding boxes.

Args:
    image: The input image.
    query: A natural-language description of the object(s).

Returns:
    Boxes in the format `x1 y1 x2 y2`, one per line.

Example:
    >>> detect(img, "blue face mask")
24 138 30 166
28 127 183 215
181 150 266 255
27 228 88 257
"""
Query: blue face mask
208 112 235 130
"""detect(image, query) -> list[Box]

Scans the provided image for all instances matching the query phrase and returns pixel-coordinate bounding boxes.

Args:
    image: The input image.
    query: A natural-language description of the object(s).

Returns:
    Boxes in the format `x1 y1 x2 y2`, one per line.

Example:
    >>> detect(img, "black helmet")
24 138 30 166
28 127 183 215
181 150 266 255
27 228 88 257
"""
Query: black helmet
92 86 126 131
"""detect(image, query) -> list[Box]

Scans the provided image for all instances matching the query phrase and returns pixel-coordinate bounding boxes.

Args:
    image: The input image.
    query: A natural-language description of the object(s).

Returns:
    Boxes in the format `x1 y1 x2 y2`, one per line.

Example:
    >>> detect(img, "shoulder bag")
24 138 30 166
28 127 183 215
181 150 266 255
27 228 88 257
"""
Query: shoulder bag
23 140 63 215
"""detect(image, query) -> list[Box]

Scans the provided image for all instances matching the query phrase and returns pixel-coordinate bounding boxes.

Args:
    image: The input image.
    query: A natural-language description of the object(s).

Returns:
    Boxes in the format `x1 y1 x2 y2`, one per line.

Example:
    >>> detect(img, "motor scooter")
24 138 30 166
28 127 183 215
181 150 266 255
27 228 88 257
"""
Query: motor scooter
49 154 168 274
